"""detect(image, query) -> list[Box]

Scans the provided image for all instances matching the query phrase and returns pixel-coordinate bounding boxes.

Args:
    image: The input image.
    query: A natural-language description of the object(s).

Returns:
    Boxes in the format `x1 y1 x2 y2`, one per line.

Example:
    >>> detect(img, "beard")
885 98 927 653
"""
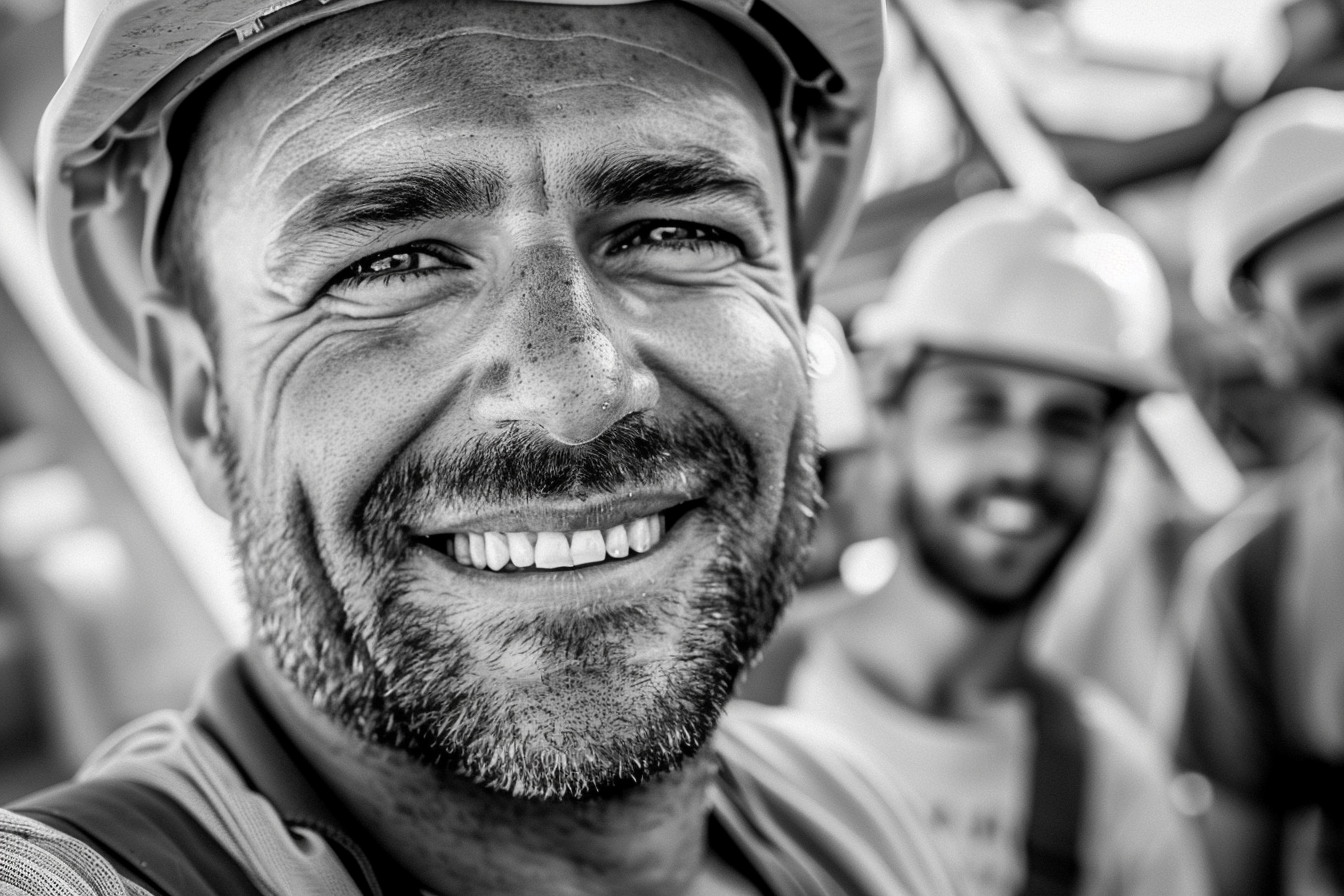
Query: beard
219 408 819 801
900 478 1092 621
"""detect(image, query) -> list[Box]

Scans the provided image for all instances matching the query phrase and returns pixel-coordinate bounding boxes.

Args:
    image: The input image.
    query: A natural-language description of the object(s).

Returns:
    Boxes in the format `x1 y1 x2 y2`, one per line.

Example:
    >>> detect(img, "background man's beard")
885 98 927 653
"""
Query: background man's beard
899 485 1089 621
221 410 820 801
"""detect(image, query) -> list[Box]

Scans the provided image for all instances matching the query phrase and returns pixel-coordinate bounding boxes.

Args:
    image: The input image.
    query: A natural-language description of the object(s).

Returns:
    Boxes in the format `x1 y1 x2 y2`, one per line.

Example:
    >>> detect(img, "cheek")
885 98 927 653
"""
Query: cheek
256 324 470 523
904 432 974 511
642 297 806 482
1055 449 1110 509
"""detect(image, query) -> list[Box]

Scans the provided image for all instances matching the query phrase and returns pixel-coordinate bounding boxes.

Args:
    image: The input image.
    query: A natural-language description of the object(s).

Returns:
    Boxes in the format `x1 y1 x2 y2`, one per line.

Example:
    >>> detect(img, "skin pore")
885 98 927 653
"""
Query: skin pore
830 355 1119 718
148 2 820 893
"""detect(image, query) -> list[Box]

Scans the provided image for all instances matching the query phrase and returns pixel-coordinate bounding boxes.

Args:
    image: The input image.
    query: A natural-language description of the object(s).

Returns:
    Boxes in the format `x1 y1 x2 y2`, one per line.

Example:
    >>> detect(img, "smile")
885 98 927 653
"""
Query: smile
415 502 700 572
976 495 1048 538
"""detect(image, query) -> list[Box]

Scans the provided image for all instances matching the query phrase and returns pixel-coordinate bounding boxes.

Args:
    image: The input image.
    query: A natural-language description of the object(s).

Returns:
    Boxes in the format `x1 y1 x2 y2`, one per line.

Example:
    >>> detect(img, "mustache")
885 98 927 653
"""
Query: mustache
356 411 757 539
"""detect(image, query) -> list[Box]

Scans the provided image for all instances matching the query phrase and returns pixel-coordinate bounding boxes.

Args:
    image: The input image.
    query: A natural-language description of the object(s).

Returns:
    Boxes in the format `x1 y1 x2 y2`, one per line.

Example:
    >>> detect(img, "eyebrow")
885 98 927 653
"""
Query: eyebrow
268 162 507 275
578 149 773 229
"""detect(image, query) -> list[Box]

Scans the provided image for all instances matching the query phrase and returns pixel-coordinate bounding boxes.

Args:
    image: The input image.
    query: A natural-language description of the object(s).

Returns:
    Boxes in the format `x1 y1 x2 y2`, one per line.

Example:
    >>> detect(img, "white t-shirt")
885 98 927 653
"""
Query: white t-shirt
788 635 1210 896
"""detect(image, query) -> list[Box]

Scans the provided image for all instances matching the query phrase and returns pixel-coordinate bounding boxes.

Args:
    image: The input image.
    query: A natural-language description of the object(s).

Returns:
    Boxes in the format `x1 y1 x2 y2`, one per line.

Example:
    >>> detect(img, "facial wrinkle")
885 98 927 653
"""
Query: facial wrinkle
259 101 439 183
418 28 746 93
254 30 504 150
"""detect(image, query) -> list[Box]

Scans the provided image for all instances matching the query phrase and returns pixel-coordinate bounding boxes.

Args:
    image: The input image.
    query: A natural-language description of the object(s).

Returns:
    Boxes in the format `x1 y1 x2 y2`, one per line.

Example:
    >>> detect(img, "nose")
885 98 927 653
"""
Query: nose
472 244 659 444
984 424 1051 484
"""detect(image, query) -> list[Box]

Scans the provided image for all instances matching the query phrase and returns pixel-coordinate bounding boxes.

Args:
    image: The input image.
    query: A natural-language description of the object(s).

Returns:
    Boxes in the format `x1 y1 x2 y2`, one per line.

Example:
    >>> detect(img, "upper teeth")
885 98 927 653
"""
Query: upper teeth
445 513 665 571
980 497 1042 536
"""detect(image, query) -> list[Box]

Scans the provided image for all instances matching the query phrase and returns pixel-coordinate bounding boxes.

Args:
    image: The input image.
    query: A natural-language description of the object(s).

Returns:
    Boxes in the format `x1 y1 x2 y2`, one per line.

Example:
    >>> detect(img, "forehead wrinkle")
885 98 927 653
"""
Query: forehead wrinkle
254 22 746 152
419 28 746 94
262 102 440 188
254 30 494 151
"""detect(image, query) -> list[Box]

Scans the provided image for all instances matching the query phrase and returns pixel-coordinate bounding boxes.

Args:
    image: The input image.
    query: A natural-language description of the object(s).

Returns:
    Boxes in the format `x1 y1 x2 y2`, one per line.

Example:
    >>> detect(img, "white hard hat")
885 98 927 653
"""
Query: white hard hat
1190 88 1344 321
854 189 1179 395
39 0 885 377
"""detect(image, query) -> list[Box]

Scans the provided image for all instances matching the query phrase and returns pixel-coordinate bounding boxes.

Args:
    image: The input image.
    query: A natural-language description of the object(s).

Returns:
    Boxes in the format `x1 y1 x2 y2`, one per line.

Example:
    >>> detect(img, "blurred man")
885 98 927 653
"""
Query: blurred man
0 0 965 894
788 189 1211 896
1181 86 1344 896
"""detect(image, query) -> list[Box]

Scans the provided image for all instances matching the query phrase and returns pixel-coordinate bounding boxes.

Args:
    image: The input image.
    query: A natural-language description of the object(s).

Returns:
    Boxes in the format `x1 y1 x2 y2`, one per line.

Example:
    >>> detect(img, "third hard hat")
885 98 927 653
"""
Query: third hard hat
1190 88 1344 321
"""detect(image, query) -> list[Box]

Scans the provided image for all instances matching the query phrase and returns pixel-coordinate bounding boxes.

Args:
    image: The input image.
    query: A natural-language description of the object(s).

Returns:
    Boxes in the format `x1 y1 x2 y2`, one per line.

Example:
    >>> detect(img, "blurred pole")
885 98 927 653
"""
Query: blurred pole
0 145 246 646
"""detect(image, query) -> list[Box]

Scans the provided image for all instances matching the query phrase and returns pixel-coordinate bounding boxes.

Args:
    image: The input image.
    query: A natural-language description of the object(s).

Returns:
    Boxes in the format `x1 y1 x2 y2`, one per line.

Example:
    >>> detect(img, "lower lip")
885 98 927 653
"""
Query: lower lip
407 506 708 606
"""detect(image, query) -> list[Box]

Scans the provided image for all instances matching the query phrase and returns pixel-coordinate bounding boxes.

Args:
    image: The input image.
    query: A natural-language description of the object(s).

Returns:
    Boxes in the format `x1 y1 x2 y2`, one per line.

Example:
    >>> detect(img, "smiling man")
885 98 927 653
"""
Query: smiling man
786 190 1210 896
0 0 963 894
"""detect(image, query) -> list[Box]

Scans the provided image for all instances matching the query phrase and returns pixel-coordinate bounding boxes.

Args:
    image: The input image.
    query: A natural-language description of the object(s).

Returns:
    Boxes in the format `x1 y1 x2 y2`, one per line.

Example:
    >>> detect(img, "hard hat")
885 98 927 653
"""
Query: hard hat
854 188 1179 395
1190 88 1344 322
39 0 885 378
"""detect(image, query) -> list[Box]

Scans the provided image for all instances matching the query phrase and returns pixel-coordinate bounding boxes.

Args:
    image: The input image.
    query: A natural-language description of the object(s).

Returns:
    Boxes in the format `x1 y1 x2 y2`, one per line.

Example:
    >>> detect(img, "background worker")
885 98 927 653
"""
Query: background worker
0 0 966 894
787 188 1211 896
1181 87 1344 896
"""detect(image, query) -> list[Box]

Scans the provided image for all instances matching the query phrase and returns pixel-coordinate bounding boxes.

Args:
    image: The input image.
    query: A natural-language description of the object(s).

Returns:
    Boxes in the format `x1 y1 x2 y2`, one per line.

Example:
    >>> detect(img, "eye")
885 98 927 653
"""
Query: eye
951 392 1004 428
329 243 461 288
1041 406 1106 443
607 220 743 256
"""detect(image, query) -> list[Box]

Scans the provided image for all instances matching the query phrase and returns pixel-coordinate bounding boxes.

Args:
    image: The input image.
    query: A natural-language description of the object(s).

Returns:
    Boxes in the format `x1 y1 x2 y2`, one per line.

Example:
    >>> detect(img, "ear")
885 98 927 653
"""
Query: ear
139 300 232 516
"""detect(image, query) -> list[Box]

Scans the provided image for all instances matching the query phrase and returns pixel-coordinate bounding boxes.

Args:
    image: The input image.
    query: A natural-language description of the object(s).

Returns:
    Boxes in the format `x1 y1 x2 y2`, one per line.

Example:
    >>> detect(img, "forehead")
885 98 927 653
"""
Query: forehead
910 354 1111 408
198 0 775 201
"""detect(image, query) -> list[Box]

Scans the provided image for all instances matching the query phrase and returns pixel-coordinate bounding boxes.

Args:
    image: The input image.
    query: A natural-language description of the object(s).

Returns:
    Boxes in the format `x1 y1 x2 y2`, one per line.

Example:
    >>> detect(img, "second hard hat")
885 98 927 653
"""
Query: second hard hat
854 189 1178 395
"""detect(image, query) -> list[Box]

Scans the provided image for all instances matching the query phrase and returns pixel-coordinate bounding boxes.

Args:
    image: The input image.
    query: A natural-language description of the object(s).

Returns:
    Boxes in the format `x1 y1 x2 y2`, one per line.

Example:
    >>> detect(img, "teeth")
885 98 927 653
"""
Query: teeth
570 530 605 565
442 513 669 571
628 517 652 553
506 532 535 568
603 525 629 558
484 531 509 571
980 497 1042 536
534 531 573 569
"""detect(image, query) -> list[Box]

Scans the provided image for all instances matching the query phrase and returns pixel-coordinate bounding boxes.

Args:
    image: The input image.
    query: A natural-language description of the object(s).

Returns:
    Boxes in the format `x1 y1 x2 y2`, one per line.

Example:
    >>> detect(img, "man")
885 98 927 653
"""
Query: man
1180 87 1344 896
786 189 1211 896
0 0 964 894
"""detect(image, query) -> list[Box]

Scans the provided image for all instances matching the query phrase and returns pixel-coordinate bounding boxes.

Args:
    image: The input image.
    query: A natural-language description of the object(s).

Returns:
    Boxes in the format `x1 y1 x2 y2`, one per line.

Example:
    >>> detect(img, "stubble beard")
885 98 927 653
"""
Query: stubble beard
899 482 1089 621
220 408 819 801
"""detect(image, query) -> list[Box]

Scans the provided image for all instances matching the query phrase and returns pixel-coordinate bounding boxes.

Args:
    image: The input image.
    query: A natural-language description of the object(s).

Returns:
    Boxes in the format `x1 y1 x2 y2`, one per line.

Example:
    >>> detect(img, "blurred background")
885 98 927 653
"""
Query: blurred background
1 0 1342 805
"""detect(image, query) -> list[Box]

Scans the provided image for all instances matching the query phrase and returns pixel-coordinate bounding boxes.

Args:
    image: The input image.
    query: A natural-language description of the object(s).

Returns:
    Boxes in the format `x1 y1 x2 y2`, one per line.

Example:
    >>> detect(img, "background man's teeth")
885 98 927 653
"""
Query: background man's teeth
982 497 1038 534
506 532 535 568
571 530 605 565
484 532 509 571
649 514 663 545
534 532 573 568
628 517 651 553
454 533 471 566
604 524 629 558
468 532 488 569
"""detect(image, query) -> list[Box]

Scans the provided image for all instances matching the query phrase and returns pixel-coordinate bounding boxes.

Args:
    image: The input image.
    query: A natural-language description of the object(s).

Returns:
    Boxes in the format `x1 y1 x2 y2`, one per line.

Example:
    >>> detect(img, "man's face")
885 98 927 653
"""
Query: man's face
175 0 816 800
1253 210 1344 403
883 354 1115 616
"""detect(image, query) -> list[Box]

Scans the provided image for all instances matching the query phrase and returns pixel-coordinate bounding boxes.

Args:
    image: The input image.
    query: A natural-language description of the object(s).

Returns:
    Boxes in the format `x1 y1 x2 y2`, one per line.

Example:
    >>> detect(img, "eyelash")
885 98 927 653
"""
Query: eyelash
607 220 743 255
328 242 459 290
325 217 743 296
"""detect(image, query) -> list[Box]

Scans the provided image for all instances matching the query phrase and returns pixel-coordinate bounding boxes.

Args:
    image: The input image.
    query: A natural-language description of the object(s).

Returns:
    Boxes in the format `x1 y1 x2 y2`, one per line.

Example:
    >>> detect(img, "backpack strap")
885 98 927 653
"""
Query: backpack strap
1018 667 1087 896
9 776 268 896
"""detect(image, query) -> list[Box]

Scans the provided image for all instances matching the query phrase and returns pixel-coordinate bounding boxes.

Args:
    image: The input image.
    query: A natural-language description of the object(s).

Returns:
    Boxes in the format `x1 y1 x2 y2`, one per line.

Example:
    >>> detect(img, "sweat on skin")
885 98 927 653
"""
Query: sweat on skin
139 1 823 894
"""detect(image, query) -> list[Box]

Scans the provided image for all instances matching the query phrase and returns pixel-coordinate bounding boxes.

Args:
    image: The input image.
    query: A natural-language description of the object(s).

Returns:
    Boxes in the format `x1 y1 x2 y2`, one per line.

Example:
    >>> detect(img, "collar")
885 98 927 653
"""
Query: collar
188 652 421 896
190 652 800 896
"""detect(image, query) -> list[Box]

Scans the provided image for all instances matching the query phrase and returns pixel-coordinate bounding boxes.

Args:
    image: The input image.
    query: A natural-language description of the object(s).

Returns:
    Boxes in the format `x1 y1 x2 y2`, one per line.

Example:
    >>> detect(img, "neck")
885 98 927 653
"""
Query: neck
246 654 735 896
829 548 1031 719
